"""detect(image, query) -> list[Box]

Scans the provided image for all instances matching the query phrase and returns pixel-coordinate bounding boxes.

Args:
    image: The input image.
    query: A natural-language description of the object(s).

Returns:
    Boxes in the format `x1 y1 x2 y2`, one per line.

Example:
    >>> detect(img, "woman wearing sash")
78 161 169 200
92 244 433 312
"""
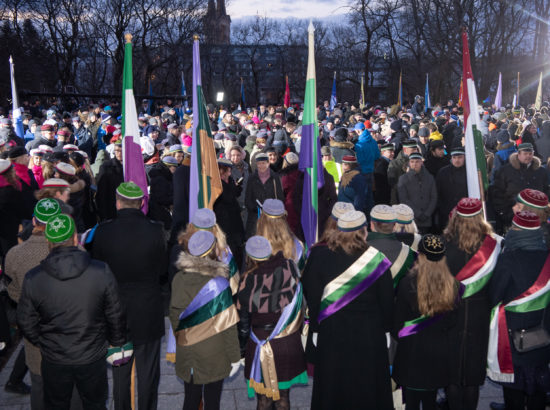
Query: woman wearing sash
487 211 550 410
513 189 550 249
393 234 460 410
237 235 307 410
256 199 304 266
169 230 241 410
302 210 394 410
443 198 500 410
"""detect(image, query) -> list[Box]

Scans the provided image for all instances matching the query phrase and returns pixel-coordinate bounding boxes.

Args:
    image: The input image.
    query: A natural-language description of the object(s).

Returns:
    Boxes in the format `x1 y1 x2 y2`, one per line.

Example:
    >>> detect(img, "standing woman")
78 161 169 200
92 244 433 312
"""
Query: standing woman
170 230 241 410
237 235 306 410
302 210 394 410
256 199 304 266
393 234 460 410
443 198 501 410
487 211 550 410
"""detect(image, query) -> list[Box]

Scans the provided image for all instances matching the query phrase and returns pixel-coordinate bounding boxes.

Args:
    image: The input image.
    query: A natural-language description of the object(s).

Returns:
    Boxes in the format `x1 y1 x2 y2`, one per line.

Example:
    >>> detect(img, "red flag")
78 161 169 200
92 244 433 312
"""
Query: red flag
458 77 464 108
284 75 290 108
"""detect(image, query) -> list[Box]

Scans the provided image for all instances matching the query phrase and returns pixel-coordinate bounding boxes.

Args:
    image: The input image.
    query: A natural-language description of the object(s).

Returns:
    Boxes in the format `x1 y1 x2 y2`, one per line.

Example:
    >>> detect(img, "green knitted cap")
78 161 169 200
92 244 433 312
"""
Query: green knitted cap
45 214 75 243
34 198 61 224
116 181 144 200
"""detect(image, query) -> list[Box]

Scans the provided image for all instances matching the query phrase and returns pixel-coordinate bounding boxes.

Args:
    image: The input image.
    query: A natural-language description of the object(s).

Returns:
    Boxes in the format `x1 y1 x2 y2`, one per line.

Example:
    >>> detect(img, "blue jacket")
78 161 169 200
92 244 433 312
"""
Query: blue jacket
338 170 367 212
355 129 380 174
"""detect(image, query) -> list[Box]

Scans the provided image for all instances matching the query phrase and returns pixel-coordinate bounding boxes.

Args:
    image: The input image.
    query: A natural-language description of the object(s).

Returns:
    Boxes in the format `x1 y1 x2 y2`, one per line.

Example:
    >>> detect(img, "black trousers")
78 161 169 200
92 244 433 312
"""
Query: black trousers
446 384 479 410
182 379 223 410
503 387 546 410
112 337 161 410
41 357 108 410
8 346 28 384
404 388 437 410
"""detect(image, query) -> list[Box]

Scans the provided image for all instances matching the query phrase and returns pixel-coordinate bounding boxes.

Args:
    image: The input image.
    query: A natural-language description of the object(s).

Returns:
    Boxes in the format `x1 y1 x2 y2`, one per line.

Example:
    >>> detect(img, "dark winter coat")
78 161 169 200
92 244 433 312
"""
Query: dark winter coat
302 244 394 410
68 179 86 233
374 157 391 205
90 208 167 345
490 153 549 227
436 164 468 229
329 140 354 164
244 169 283 238
214 177 244 257
424 154 450 177
442 122 462 150
397 167 438 229
392 272 459 389
147 162 173 230
96 158 124 221
169 253 240 384
171 164 190 243
445 238 493 385
488 249 550 368
338 169 367 213
17 246 126 365
387 151 409 204
0 182 25 257
280 165 302 235
536 120 550 162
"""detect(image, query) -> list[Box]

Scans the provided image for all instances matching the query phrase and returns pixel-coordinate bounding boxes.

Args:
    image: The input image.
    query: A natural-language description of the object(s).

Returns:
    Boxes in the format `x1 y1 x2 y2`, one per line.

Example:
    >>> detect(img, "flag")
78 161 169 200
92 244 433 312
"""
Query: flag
8 56 24 140
535 72 543 110
121 33 149 214
424 73 431 112
494 72 502 109
482 96 491 104
359 74 365 110
516 72 520 106
397 71 403 107
147 79 153 115
458 77 464 107
284 75 290 108
512 94 517 107
239 77 246 111
329 71 337 111
181 71 188 110
299 22 325 250
462 29 488 201
189 35 222 221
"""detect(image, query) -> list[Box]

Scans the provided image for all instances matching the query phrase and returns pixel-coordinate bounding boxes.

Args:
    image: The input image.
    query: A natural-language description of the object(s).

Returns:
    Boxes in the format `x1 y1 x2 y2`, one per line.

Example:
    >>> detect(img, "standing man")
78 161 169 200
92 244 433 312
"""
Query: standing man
436 147 468 229
355 124 381 216
90 182 167 410
17 213 126 410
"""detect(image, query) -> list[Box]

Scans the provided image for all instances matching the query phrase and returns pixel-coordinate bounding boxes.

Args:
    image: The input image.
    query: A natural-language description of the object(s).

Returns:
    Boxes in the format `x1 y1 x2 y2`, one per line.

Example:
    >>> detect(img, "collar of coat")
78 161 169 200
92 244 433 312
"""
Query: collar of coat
340 169 360 189
508 152 541 171
176 252 228 279
330 140 354 149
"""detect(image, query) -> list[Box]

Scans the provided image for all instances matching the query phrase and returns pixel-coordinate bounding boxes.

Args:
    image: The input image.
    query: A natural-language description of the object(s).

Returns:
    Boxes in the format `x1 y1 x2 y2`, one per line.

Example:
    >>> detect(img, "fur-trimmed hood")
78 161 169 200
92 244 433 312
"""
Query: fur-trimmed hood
176 252 228 278
69 179 86 193
508 152 541 171
330 140 354 149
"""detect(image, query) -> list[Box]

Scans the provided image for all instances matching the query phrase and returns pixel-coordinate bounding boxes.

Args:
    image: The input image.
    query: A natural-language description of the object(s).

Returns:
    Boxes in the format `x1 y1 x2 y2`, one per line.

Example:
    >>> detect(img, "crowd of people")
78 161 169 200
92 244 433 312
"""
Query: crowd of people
0 94 550 410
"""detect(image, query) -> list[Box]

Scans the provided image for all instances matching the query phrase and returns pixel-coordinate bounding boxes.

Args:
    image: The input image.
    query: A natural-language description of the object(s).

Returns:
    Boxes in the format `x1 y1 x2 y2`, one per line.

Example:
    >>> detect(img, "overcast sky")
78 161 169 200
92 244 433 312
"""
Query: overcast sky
227 0 349 20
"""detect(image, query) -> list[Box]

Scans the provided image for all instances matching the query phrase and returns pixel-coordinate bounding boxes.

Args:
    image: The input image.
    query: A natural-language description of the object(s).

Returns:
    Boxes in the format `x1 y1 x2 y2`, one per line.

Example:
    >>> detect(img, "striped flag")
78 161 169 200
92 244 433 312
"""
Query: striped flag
516 72 520 106
284 75 290 108
299 22 325 250
121 33 149 213
458 77 464 107
8 56 24 140
462 29 488 200
359 74 365 110
535 72 543 110
494 72 502 109
189 35 222 220
329 71 337 111
424 73 431 112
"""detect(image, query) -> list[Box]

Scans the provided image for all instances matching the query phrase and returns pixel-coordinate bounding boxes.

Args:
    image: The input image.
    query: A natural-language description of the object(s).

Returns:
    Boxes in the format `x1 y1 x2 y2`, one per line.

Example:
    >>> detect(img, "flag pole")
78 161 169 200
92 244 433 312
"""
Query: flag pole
517 72 520 106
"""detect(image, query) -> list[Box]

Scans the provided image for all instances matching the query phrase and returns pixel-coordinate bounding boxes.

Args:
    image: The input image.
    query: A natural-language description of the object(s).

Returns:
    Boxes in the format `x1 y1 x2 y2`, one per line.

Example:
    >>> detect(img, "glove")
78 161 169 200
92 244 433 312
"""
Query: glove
229 358 244 378
106 342 134 366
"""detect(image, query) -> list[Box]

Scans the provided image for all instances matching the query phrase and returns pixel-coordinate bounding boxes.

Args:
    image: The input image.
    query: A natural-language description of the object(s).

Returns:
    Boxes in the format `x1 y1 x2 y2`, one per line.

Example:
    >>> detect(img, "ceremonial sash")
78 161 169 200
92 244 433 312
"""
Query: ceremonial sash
295 238 306 271
249 283 304 401
220 246 240 296
391 243 417 288
456 235 501 299
175 276 239 347
487 254 550 383
411 233 421 252
318 247 391 323
398 284 465 338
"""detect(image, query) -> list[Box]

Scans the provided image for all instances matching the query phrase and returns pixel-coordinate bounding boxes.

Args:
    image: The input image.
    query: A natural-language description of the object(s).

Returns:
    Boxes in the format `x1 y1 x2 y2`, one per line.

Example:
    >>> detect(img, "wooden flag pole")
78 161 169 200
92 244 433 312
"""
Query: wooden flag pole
130 361 136 409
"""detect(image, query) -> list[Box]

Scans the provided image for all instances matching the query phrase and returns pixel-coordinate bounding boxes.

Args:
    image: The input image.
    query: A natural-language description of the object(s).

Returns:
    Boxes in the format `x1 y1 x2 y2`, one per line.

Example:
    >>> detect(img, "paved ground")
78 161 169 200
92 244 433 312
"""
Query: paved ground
0 318 506 409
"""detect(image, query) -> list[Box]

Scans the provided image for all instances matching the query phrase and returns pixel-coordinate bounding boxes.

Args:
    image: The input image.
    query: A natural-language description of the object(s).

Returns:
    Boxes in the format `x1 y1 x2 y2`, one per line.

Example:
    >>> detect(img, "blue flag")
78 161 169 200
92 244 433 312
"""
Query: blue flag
9 56 24 140
424 74 431 112
147 80 153 115
329 71 337 112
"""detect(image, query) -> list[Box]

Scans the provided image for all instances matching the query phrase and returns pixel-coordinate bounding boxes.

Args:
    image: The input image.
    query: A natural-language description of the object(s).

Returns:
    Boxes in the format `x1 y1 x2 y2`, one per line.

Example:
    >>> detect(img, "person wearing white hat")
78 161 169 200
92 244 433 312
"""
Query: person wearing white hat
302 210 394 409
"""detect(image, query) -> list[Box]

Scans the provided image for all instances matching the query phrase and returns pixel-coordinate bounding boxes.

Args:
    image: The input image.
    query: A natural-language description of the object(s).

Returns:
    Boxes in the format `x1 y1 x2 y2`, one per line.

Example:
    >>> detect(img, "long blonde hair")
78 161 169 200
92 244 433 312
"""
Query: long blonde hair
326 227 368 255
256 213 297 260
393 221 418 234
415 254 457 317
320 217 338 243
178 223 228 258
444 213 493 254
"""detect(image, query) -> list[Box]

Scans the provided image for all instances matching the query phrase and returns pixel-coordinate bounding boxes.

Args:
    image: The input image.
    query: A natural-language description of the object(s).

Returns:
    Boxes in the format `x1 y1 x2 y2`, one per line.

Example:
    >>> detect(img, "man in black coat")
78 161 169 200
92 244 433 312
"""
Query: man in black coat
89 182 167 410
96 142 124 221
17 214 126 409
170 159 190 244
436 147 468 229
490 143 550 232
374 143 394 205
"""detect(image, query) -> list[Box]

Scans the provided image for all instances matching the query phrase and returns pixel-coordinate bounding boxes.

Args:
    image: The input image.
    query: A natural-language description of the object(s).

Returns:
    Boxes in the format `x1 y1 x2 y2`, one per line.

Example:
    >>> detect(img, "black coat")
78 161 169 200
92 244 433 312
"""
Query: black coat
445 239 492 385
96 158 124 221
392 272 458 389
90 208 167 345
490 153 550 226
244 170 283 238
302 245 394 410
424 154 450 177
17 246 126 365
488 249 550 368
147 162 173 230
374 157 391 205
436 164 468 229
443 122 462 149
171 164 190 244
0 184 25 257
214 177 244 255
